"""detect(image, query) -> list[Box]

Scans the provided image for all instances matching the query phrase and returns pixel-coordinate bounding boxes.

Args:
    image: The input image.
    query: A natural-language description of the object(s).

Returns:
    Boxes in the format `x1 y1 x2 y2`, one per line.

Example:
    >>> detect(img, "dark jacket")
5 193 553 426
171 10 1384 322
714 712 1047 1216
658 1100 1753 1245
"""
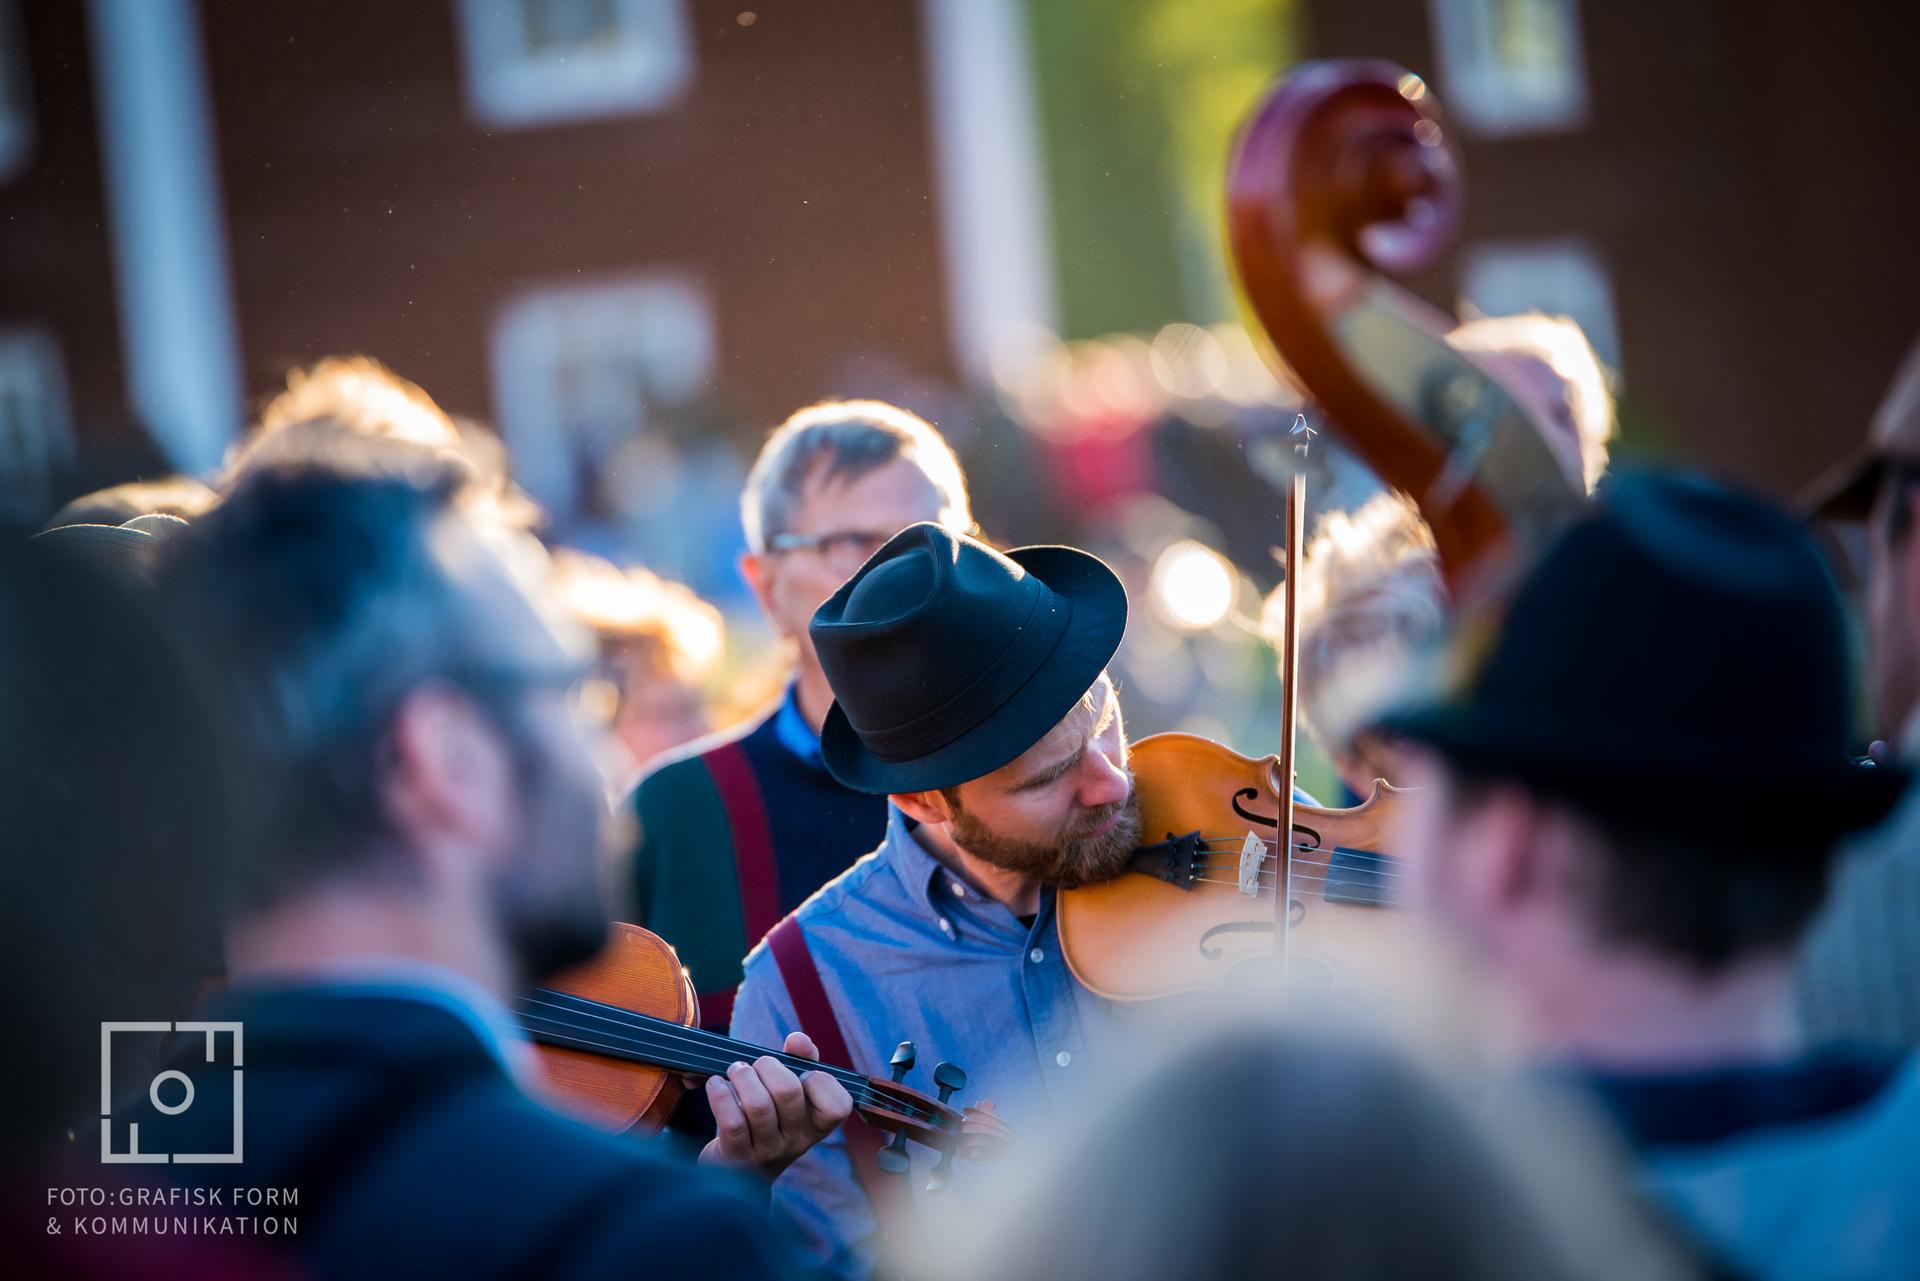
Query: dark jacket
133 985 797 1281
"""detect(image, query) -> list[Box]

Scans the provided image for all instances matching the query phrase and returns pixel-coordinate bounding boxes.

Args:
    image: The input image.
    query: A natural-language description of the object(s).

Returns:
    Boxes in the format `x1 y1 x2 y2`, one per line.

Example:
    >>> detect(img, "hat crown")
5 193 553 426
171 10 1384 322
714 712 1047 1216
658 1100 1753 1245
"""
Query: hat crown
809 523 1128 791
813 523 1049 740
1470 472 1854 766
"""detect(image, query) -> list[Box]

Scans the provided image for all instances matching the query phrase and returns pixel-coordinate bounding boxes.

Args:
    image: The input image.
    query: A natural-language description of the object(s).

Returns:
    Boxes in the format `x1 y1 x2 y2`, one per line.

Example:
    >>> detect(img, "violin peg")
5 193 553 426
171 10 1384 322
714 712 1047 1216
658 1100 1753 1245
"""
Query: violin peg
888 1040 917 1083
932 1061 967 1104
877 1128 912 1175
926 1147 957 1194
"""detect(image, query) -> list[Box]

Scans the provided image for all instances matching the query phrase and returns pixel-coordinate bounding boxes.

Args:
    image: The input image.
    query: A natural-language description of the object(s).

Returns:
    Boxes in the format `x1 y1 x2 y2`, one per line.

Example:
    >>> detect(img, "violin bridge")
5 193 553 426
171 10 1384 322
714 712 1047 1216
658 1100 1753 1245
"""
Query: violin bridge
1237 831 1265 897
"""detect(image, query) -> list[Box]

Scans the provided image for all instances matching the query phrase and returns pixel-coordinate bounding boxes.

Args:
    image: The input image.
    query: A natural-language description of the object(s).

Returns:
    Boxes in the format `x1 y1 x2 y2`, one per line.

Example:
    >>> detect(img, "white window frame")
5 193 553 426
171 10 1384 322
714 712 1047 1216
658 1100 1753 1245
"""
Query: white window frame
1427 0 1589 138
457 0 694 129
0 0 35 184
488 274 715 516
1457 236 1620 374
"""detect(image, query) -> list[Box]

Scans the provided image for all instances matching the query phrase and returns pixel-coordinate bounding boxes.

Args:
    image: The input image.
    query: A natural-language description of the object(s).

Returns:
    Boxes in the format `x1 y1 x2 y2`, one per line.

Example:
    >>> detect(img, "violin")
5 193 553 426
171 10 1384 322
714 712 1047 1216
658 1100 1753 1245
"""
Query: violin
518 922 1012 1187
1060 61 1582 1001
1060 733 1409 1000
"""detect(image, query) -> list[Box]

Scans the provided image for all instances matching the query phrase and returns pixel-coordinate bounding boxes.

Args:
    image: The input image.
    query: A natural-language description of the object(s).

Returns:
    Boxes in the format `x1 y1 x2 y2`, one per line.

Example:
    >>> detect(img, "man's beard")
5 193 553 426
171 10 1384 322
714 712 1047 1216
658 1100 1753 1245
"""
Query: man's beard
488 742 619 983
948 781 1143 888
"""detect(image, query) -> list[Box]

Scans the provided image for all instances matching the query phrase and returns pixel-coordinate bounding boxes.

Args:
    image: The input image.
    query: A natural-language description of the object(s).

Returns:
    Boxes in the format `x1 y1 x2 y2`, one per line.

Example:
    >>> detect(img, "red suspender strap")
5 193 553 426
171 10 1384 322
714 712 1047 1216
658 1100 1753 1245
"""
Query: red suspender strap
767 916 887 1193
705 741 784 948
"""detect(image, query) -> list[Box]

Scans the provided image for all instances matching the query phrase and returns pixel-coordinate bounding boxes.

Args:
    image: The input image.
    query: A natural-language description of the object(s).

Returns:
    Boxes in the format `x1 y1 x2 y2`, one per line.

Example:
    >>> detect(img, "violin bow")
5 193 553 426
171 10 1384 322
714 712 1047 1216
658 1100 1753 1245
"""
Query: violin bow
1273 414 1314 966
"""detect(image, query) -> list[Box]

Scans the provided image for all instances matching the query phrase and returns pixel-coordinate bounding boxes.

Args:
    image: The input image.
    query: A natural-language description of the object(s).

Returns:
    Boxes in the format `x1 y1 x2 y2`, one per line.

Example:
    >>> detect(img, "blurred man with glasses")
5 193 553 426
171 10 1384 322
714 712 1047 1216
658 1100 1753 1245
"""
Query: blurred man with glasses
625 401 975 1058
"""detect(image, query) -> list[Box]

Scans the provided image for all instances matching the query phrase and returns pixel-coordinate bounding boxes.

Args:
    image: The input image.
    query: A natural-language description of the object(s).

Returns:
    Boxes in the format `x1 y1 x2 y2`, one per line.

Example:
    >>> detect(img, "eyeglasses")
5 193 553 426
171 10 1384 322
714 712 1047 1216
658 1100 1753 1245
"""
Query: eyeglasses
765 529 898 568
766 524 983 569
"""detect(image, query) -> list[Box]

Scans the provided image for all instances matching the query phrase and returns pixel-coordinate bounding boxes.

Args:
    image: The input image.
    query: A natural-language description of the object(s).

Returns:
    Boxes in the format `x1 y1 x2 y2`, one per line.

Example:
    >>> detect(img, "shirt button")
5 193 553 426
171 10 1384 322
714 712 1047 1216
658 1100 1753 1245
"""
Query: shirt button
938 918 955 937
1054 1051 1072 1068
950 880 967 899
1029 948 1045 964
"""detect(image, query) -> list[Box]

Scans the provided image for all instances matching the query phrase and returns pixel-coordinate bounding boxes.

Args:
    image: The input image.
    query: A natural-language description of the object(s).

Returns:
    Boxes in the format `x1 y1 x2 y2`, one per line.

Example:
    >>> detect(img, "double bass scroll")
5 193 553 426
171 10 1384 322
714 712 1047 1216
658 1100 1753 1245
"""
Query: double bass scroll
1225 59 1584 591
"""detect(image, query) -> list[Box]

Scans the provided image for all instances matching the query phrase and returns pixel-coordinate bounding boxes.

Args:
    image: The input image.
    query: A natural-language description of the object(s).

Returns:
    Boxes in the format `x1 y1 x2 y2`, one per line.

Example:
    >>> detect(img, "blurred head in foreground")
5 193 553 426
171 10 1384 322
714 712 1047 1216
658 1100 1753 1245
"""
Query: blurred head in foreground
1383 473 1903 1054
48 474 216 528
167 435 613 988
2 524 235 1159
225 355 539 527
929 1022 1699 1281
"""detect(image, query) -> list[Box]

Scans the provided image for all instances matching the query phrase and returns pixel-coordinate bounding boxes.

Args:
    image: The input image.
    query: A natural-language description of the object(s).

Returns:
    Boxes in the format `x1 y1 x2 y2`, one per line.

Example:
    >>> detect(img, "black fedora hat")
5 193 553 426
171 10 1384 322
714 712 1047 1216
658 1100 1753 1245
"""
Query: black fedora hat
1380 471 1908 846
812 523 1127 794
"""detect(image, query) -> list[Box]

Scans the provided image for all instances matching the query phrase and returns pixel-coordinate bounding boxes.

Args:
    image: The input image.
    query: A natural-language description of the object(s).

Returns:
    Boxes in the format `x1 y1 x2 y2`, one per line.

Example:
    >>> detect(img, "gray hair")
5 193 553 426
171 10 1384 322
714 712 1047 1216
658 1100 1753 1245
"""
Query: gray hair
740 399 971 553
1449 312 1615 492
1263 492 1447 758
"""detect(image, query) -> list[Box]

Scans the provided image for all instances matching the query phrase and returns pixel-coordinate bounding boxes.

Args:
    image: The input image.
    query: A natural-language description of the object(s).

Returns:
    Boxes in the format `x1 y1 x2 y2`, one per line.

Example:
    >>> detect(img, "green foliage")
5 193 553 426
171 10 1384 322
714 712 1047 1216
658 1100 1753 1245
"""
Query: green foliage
1024 0 1295 337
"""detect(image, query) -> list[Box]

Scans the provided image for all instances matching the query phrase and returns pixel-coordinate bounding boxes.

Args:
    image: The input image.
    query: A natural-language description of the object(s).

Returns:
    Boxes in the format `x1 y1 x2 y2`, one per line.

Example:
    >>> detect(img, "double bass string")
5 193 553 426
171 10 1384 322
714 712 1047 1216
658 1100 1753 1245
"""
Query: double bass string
515 990 948 1128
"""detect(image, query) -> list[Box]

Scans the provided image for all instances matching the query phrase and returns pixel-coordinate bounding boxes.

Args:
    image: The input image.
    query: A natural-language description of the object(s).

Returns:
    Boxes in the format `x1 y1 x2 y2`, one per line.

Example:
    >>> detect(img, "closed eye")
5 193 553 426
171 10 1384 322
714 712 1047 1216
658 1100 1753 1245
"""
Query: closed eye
1014 746 1083 793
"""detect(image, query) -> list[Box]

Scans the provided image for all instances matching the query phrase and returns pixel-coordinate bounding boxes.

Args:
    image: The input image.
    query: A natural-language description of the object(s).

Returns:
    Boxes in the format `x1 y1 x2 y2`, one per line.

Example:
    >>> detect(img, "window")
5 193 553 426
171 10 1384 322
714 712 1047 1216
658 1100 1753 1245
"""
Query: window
488 275 714 519
457 0 693 129
0 0 34 183
1427 0 1588 137
0 329 75 518
1458 237 1620 373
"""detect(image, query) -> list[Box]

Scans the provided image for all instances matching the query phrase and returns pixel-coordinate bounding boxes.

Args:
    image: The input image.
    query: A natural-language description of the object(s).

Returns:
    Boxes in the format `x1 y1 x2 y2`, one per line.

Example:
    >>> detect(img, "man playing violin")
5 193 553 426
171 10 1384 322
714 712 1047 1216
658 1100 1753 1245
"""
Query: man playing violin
132 433 850 1281
1384 473 1920 1281
626 400 974 1043
730 522 1146 1279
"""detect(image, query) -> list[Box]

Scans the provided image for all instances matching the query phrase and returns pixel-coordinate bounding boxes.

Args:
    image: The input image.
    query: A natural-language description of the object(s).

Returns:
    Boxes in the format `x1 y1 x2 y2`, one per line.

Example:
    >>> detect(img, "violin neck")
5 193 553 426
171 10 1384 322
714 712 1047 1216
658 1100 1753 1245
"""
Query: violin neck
516 987 871 1094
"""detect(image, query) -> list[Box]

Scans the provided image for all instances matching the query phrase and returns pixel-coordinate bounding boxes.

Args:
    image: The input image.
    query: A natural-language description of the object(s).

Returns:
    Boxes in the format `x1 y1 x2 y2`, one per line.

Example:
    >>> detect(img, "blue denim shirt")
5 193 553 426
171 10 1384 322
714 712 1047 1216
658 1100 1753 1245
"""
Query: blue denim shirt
731 806 1136 1278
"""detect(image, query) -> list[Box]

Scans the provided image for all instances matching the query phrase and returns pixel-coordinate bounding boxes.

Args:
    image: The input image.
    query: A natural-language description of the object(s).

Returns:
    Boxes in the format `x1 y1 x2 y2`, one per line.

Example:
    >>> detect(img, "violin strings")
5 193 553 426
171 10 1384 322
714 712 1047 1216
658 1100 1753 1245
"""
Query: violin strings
519 1017 907 1119
1179 838 1403 870
516 989 905 1111
1189 866 1407 886
1188 874 1404 897
1191 857 1413 883
516 990 946 1127
516 1005 936 1127
1187 870 1403 892
518 988 866 1087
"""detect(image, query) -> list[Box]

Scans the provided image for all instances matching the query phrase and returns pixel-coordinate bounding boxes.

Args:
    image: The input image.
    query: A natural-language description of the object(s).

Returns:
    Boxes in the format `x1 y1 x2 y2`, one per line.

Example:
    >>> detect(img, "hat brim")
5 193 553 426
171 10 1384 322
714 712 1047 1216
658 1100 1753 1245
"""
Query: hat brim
30 522 160 580
820 545 1128 794
1381 700 1911 848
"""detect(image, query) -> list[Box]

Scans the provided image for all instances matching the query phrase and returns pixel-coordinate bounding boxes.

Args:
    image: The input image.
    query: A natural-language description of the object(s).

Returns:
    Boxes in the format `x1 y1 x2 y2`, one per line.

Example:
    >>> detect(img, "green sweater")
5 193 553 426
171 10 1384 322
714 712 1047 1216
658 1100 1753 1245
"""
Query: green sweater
626 700 888 1030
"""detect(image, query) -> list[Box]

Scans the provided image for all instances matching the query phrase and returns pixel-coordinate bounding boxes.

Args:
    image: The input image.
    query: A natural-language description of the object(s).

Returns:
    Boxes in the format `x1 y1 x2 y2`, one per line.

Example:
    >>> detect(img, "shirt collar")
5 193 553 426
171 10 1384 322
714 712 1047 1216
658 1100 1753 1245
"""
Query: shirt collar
879 806 1048 937
880 805 950 923
773 683 827 770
